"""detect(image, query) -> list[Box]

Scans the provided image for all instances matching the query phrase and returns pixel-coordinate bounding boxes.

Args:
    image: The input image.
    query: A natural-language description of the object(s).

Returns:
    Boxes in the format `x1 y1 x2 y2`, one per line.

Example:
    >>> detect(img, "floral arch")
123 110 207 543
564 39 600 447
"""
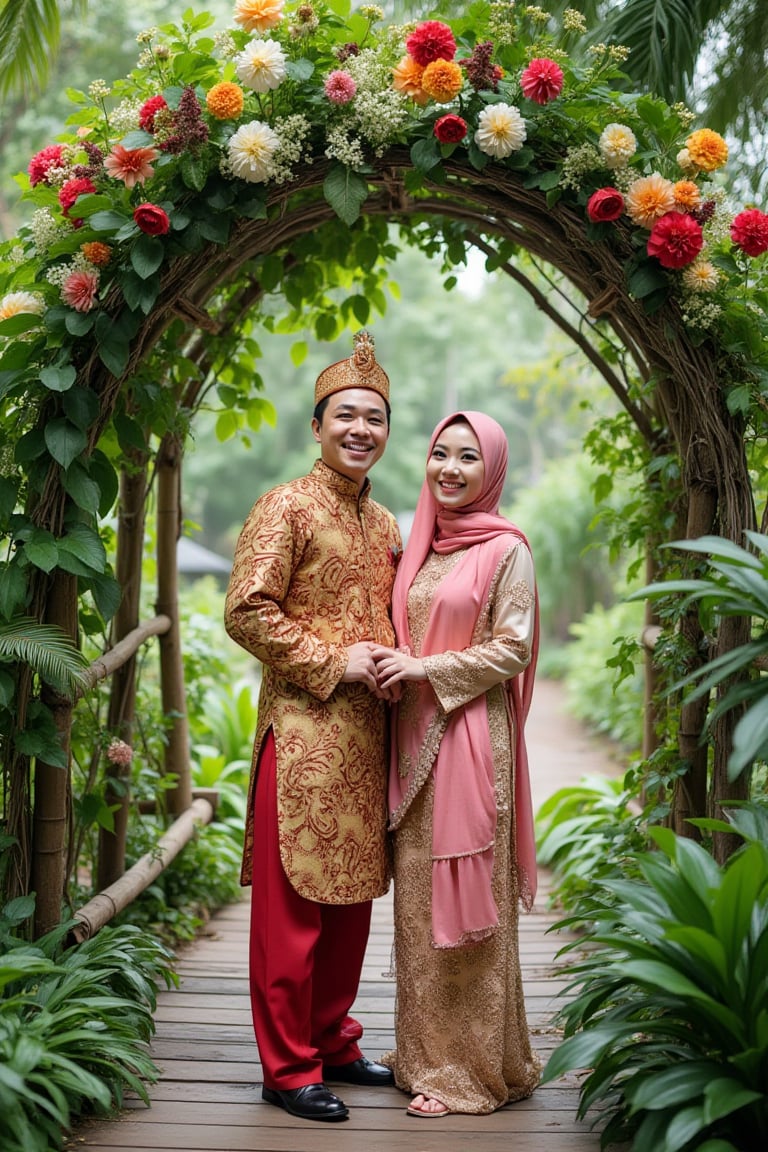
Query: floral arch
1 1 768 931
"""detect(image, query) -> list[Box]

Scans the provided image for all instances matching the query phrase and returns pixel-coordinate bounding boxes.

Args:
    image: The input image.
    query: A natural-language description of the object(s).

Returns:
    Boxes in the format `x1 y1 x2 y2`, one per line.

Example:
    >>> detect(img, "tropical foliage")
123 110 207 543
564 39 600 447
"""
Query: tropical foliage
543 816 768 1151
0 892 174 1152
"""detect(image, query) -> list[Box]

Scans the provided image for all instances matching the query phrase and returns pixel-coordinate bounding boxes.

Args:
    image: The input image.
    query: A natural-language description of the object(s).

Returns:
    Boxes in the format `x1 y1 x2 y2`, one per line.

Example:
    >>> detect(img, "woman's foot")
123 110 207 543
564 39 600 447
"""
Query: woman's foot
406 1093 450 1117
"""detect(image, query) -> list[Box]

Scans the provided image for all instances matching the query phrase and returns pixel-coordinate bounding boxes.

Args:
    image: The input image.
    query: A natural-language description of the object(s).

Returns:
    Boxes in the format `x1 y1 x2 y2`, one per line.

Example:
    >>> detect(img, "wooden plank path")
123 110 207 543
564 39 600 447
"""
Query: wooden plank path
69 682 616 1152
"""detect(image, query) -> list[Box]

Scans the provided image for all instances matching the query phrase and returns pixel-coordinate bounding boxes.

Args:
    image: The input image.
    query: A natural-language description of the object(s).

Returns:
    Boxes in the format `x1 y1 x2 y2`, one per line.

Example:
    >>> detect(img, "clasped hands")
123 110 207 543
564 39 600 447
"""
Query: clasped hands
342 641 427 700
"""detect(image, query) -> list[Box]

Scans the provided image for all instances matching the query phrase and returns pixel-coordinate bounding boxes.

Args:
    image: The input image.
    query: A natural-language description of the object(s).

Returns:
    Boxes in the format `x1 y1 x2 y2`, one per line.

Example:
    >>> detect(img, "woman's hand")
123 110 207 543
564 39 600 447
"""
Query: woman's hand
371 645 428 690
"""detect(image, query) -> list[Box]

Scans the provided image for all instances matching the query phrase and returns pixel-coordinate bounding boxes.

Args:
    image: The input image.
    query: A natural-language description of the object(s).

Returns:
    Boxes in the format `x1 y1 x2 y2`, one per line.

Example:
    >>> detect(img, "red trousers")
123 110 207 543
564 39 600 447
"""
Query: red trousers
249 730 372 1090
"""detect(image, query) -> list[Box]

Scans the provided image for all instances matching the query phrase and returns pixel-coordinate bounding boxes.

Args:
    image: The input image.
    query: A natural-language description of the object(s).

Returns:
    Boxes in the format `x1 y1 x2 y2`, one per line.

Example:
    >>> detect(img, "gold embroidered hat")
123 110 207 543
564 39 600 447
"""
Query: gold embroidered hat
314 330 390 405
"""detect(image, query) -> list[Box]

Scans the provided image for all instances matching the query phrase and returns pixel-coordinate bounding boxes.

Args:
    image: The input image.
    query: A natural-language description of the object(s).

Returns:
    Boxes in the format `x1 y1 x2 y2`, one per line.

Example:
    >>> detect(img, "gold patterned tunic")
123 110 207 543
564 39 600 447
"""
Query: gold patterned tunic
224 459 400 904
386 544 541 1113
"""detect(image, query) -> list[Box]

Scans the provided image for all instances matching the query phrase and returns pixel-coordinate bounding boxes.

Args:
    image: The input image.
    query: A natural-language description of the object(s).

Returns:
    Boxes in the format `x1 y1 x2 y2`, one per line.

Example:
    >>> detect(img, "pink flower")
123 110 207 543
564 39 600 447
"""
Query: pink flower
587 187 624 223
28 144 66 186
61 269 100 312
58 177 97 217
133 203 170 235
106 738 134 767
646 211 704 269
324 69 357 104
139 94 168 132
730 208 768 257
434 114 468 144
104 144 158 188
406 20 456 66
520 57 564 105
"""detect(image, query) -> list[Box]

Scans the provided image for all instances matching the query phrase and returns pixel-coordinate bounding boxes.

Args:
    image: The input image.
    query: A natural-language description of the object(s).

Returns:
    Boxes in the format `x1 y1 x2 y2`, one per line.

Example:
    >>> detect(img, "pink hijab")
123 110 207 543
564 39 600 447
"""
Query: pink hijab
389 411 539 947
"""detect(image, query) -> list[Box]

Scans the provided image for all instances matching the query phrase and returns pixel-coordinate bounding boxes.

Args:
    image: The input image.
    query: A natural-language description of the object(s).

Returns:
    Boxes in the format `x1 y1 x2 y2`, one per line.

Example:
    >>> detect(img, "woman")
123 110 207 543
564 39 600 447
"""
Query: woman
372 411 540 1117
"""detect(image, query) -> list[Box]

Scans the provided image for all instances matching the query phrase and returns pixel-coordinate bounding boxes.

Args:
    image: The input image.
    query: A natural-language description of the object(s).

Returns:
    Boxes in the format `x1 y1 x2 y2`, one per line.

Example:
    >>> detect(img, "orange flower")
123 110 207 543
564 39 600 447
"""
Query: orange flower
81 241 112 266
233 0 284 34
625 172 676 228
421 58 463 103
104 144 158 188
673 180 701 210
392 55 429 105
686 128 728 172
206 81 245 120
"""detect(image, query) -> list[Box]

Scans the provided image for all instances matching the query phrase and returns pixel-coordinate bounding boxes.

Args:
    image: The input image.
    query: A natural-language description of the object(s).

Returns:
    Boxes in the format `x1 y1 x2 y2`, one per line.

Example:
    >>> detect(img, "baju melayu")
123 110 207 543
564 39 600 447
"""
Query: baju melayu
224 458 400 1092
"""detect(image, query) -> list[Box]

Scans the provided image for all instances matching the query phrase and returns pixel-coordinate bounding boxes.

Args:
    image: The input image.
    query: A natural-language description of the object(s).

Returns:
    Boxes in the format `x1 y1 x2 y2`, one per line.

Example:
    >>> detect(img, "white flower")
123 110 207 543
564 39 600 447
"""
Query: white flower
235 38 287 93
0 291 45 321
682 259 719 294
599 123 637 168
228 120 280 182
474 103 527 159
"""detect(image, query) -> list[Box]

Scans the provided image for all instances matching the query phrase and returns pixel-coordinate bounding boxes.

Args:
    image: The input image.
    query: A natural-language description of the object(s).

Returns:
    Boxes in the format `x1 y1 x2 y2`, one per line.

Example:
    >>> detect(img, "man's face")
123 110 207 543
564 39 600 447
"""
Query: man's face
312 387 389 486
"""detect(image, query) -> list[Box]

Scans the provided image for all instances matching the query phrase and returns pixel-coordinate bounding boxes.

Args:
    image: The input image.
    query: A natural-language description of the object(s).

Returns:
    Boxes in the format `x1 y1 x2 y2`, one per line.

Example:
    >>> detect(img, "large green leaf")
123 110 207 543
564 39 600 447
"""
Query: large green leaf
44 418 87 470
323 164 369 226
627 1061 719 1112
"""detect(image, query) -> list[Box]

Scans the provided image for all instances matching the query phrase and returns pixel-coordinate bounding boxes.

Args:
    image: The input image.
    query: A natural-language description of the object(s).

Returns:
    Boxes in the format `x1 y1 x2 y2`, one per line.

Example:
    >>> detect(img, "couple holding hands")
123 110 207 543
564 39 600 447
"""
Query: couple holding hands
224 331 540 1122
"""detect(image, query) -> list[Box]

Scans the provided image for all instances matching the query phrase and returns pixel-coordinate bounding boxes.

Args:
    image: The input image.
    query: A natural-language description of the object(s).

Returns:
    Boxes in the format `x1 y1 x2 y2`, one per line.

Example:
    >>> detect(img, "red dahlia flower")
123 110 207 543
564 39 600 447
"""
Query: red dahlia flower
434 114 468 144
587 187 624 223
139 95 168 132
58 177 97 216
133 203 171 235
406 20 456 66
646 211 703 269
28 144 66 186
520 57 564 105
730 208 768 257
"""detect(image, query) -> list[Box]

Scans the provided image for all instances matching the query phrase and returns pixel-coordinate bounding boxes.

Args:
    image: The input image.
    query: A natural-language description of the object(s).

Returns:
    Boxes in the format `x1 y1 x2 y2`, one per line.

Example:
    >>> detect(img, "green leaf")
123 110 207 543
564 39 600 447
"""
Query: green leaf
410 137 442 173
0 476 19 526
90 210 132 232
59 523 107 575
628 261 669 300
23 528 59 573
62 386 100 430
181 152 207 191
0 563 28 620
130 234 165 279
113 411 147 453
87 572 122 622
323 164 369 226
120 129 156 149
62 463 101 517
39 363 77 393
290 341 308 367
120 269 160 315
198 215 231 244
64 310 95 337
285 58 314 81
97 339 130 378
44 418 87 470
89 450 120 517
0 312 43 336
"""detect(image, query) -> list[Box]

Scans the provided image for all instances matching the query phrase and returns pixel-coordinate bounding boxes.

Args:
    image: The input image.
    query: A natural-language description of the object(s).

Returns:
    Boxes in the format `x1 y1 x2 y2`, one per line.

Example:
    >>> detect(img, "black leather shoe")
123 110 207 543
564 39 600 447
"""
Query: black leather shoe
262 1083 349 1121
323 1056 395 1086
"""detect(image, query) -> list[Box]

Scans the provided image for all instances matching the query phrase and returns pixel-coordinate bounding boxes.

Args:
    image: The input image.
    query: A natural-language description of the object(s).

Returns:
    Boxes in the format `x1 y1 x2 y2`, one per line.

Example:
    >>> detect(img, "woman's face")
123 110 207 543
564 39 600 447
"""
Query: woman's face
426 420 485 510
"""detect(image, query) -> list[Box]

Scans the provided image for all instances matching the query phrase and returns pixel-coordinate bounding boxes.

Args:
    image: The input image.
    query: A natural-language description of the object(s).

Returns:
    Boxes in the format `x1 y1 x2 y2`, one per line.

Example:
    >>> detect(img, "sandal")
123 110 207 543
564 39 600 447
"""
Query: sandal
406 1093 451 1118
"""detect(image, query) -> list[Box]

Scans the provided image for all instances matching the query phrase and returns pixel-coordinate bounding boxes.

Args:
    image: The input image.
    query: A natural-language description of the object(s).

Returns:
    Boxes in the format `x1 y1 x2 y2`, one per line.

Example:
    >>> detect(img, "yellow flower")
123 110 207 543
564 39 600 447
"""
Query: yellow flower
686 128 728 172
233 0 284 34
673 180 701 210
625 172 676 228
421 58 463 103
392 55 429 105
0 291 44 320
682 259 719 293
206 81 245 120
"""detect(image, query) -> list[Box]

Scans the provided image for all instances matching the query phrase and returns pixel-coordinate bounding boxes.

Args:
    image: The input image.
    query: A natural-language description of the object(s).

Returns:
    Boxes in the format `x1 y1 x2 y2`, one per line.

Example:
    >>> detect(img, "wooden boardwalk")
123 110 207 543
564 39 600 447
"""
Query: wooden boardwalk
70 682 616 1152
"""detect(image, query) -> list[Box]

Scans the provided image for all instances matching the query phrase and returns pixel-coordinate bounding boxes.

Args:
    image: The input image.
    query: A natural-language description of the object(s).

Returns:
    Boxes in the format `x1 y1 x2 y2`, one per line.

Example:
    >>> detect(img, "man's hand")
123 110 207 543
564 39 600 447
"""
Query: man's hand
371 645 427 690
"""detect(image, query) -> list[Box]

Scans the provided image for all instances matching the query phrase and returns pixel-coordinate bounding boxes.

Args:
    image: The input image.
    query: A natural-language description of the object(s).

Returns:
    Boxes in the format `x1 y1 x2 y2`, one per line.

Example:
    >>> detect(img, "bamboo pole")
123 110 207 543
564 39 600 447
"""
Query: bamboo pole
71 797 215 942
98 463 150 891
79 615 172 693
155 432 192 815
32 570 78 938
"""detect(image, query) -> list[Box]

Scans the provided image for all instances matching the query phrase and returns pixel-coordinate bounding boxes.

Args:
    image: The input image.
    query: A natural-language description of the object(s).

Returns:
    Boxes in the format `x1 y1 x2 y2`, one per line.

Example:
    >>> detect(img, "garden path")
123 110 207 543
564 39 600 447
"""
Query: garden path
69 678 623 1152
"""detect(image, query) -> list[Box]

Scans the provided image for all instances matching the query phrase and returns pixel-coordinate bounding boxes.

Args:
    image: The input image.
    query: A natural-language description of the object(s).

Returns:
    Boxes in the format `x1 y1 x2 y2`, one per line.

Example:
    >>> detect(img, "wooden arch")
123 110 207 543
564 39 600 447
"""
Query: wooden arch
17 148 755 934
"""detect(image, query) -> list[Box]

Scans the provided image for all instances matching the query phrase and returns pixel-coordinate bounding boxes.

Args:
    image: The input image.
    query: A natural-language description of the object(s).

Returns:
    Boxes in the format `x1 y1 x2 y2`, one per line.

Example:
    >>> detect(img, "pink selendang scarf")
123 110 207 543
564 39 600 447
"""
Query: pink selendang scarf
389 412 539 948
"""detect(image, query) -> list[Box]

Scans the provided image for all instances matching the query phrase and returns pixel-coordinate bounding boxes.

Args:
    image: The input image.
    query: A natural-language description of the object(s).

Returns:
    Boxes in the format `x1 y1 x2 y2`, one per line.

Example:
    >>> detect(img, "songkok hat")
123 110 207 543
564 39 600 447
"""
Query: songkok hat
314 330 390 405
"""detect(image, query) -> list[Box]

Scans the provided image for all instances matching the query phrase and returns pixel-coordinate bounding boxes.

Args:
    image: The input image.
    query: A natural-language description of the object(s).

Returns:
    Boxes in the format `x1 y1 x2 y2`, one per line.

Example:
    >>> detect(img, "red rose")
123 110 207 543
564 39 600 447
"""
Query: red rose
406 20 456 66
58 177 97 216
133 203 170 236
434 114 467 144
139 94 168 133
520 57 564 105
587 187 625 223
647 211 704 269
730 208 768 257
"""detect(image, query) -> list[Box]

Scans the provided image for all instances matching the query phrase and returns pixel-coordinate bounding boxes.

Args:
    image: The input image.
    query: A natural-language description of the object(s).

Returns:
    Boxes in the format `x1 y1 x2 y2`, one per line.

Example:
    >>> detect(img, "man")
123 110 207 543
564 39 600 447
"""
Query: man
224 331 400 1123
